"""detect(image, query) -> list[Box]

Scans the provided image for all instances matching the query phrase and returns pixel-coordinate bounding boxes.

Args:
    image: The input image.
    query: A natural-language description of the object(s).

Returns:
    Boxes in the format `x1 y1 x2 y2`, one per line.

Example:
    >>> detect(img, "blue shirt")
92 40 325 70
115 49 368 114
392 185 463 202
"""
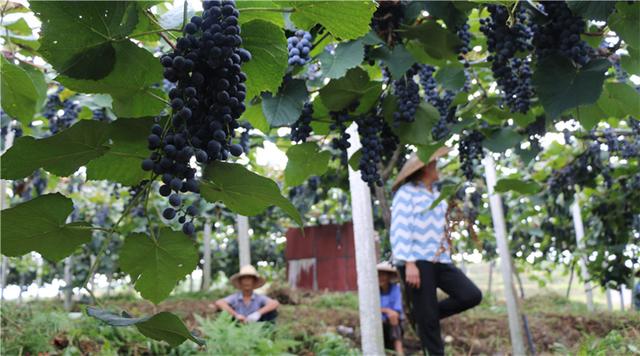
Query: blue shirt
224 292 268 316
390 182 451 264
380 283 404 321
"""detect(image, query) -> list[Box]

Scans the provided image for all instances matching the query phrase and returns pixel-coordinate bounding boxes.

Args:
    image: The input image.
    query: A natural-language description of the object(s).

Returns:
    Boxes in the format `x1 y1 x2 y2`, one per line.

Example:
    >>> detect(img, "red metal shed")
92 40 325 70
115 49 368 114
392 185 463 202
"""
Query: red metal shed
285 222 357 291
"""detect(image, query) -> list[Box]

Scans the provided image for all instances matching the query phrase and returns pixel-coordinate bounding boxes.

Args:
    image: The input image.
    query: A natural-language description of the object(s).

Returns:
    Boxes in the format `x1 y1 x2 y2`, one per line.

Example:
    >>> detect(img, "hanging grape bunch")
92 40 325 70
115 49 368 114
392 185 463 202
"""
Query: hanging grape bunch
330 110 351 165
418 64 455 140
290 103 314 143
458 130 485 180
141 0 251 235
356 114 385 186
480 4 534 113
392 66 420 126
287 30 312 66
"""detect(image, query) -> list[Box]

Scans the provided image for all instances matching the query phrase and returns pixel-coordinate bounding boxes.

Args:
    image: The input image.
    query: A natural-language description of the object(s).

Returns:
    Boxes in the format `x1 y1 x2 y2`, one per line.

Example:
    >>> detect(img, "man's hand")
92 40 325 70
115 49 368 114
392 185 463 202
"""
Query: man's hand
235 313 247 323
246 311 261 322
383 309 400 325
405 262 420 289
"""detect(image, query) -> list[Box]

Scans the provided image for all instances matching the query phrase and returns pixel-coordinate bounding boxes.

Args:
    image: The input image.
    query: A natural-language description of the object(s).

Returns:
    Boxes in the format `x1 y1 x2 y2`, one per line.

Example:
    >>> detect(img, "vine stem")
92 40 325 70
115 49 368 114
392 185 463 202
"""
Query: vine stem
126 28 182 39
148 90 170 105
144 9 178 48
81 178 155 302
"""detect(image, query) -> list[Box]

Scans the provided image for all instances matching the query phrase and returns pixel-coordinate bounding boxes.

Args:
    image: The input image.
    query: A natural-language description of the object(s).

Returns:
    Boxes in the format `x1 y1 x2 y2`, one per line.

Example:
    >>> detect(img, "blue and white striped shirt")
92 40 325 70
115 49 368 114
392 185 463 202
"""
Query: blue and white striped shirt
390 182 451 264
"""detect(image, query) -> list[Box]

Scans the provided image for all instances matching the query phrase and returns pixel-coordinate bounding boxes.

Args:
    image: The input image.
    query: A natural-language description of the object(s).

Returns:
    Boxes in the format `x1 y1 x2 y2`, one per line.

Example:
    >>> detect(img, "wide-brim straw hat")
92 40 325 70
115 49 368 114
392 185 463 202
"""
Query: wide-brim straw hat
376 261 399 281
230 265 266 289
391 147 451 192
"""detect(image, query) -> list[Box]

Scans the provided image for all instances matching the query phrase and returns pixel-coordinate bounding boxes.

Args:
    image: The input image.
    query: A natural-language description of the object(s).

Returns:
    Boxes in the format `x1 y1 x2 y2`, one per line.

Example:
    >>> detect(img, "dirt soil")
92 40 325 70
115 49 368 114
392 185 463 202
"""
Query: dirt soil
103 288 640 355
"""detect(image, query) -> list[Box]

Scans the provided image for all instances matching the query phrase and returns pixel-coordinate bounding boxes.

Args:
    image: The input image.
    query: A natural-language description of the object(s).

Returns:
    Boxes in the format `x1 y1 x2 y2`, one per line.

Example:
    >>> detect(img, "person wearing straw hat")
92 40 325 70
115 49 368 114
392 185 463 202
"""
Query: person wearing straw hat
377 261 405 355
215 265 280 323
390 148 482 355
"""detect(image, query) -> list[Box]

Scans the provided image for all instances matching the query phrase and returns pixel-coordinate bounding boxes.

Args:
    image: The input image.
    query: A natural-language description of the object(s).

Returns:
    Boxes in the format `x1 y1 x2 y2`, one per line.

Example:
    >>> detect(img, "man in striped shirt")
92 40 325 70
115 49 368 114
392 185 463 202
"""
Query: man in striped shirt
391 150 482 356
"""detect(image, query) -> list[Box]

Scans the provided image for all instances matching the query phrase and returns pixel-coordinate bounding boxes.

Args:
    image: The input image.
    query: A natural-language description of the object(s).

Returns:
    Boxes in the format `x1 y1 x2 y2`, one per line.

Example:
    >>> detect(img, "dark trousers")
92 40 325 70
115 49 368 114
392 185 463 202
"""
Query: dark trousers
382 320 403 350
399 261 482 356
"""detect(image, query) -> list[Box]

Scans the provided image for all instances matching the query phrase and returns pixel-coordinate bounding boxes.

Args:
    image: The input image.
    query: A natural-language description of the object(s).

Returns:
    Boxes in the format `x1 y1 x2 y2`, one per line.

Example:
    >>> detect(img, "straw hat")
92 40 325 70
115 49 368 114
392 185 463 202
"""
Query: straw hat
391 147 451 192
376 261 399 281
230 265 266 289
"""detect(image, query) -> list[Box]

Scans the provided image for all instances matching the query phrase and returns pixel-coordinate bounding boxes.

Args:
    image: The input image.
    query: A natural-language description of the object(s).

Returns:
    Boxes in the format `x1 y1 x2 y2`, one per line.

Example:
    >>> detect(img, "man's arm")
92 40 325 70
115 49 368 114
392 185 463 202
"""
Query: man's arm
257 296 280 315
215 298 245 321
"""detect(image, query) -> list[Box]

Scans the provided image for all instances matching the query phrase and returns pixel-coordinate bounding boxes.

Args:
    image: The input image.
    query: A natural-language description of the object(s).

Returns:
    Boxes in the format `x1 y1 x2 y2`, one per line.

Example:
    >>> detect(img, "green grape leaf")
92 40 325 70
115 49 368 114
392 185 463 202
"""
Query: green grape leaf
285 142 331 187
435 65 466 92
241 20 288 100
402 21 462 62
597 82 640 118
567 1 615 21
371 44 416 80
620 46 640 75
421 1 471 30
482 128 523 153
87 307 204 346
608 2 640 48
495 178 541 195
237 1 284 27
348 148 362 171
1 57 46 124
319 67 378 111
391 102 440 146
429 183 461 210
119 229 198 304
0 193 91 261
57 41 165 118
289 1 376 40
262 79 308 127
86 118 154 186
317 38 366 79
532 56 609 119
241 102 270 133
416 143 445 164
30 1 138 80
200 161 302 225
574 103 605 130
1 120 110 180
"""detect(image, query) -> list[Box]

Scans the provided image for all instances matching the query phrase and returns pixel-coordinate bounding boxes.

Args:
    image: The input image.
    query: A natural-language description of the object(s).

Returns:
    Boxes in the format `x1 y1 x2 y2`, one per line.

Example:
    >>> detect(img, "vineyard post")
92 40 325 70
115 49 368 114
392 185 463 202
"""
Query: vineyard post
570 198 594 311
483 155 527 355
606 288 613 311
346 123 385 356
237 215 250 268
619 287 625 311
64 256 73 311
1 128 15 301
201 218 212 291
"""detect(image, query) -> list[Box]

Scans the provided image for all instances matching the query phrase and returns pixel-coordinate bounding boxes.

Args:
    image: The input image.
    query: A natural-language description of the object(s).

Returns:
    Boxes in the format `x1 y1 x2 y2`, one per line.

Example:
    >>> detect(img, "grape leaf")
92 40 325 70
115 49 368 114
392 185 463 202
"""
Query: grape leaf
0 57 46 125
608 2 640 49
1 120 110 180
241 20 288 101
87 307 204 346
317 38 366 79
285 142 332 187
483 128 523 153
421 1 471 30
262 79 308 127
289 1 376 40
597 82 640 118
620 46 640 75
390 102 440 146
200 161 302 225
495 178 541 195
402 21 462 62
241 102 270 133
319 67 378 111
435 65 466 92
237 1 284 27
30 1 138 80
57 41 165 118
119 229 198 304
370 44 416 80
567 1 615 21
0 193 92 261
86 118 154 186
532 56 609 119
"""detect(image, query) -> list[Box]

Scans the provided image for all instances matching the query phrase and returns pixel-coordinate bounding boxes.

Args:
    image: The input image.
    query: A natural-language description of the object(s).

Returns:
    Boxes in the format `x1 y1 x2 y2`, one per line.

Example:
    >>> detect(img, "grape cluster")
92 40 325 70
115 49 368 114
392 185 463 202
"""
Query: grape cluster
142 0 250 235
418 65 456 140
330 110 351 165
287 30 312 66
524 115 546 150
392 67 420 126
380 120 400 163
356 115 385 186
533 1 593 66
239 122 251 153
458 130 485 180
290 103 314 143
480 5 534 113
43 88 81 134
92 108 110 122
371 0 404 45
456 23 472 62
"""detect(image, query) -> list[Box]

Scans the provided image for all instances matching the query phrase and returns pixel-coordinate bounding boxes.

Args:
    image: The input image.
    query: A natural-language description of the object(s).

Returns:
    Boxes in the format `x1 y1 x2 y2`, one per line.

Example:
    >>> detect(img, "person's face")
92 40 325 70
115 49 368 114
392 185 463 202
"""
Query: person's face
239 276 256 291
420 161 439 182
378 272 391 288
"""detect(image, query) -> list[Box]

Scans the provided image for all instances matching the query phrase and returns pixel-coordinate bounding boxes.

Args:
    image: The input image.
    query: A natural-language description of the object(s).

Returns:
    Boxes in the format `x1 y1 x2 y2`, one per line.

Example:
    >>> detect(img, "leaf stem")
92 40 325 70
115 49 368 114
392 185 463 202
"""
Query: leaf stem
148 90 170 105
126 28 182 39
